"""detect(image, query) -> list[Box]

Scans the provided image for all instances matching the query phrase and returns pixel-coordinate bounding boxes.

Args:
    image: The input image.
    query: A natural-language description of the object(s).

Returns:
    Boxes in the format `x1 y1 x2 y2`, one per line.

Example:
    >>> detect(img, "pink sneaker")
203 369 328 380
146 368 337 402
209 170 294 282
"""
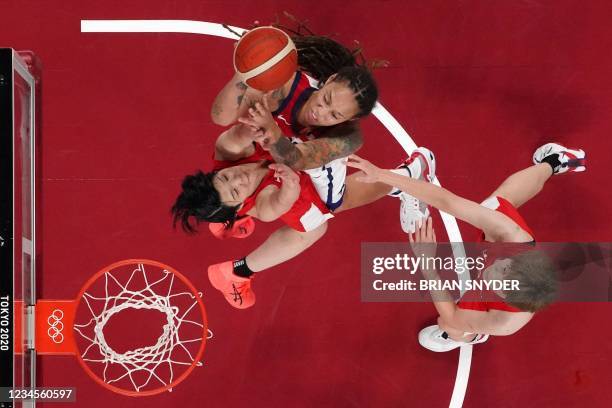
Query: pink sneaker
209 216 255 240
208 261 255 309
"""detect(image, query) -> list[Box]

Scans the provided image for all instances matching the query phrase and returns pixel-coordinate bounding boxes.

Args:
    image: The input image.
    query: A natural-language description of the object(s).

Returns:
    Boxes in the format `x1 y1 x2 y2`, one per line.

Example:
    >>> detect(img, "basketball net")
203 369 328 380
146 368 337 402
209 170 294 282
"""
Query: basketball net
15 259 211 397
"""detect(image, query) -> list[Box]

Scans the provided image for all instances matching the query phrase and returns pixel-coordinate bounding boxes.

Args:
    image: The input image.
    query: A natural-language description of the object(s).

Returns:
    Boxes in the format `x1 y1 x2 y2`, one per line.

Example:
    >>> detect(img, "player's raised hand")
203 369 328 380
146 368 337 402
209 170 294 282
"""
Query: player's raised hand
238 93 274 129
347 155 383 183
408 217 437 258
269 163 300 186
238 93 282 149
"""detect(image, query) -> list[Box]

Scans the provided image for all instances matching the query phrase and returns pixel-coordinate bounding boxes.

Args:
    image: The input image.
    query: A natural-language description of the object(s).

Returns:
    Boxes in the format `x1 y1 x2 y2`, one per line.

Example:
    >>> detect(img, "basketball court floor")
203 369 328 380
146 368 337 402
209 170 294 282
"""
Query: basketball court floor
1 1 611 407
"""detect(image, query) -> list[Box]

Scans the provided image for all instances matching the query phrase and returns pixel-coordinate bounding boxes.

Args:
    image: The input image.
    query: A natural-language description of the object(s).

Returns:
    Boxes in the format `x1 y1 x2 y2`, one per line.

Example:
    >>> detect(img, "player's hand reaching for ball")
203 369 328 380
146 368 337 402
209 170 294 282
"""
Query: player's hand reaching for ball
268 163 301 209
346 155 384 183
269 163 299 186
238 94 282 150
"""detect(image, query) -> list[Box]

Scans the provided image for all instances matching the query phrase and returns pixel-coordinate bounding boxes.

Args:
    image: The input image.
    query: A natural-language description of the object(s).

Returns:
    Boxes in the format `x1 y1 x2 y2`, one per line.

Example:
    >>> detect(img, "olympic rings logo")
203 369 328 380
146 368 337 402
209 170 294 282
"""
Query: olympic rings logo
47 309 64 344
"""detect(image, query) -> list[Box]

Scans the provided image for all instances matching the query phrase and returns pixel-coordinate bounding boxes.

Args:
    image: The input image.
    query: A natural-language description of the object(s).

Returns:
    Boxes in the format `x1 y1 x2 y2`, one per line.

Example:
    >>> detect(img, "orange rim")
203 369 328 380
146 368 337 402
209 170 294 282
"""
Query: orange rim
72 258 208 397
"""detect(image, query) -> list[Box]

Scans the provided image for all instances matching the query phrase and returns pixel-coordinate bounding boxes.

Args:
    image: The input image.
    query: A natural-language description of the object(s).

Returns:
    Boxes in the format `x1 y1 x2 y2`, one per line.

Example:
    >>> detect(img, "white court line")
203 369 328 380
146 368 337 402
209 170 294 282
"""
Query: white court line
81 20 246 38
80 19 471 407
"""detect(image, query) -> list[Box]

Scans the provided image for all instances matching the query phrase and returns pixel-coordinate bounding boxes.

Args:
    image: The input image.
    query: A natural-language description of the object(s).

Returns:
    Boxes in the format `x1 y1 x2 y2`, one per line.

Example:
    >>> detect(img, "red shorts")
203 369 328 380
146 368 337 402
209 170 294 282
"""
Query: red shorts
477 196 535 241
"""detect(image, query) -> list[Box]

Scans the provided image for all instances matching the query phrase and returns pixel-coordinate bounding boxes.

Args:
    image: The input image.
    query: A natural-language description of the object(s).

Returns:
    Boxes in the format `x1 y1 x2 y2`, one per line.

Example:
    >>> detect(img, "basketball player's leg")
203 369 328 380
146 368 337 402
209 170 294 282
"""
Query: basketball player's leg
208 222 327 309
334 174 391 213
487 164 553 209
335 148 435 213
486 143 585 208
245 223 328 271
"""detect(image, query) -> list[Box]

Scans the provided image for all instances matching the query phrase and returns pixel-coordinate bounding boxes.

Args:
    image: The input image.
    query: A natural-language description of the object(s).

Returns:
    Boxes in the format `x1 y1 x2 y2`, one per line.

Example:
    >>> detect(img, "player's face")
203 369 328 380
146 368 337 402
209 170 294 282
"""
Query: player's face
302 78 360 127
213 165 260 206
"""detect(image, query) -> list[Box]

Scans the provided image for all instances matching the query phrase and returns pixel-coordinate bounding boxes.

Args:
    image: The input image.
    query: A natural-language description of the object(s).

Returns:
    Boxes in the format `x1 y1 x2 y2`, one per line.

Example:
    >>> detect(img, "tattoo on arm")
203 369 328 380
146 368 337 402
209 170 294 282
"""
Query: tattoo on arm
270 137 303 168
270 128 363 170
211 78 251 124
270 124 363 170
235 81 247 107
211 101 223 117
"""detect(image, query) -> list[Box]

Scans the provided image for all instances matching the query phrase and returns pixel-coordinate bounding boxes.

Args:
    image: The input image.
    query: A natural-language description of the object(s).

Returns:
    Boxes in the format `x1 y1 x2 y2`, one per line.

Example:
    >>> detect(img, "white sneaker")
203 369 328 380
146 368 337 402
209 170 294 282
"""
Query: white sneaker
400 194 430 234
393 147 436 183
532 143 586 174
392 147 436 233
418 325 489 352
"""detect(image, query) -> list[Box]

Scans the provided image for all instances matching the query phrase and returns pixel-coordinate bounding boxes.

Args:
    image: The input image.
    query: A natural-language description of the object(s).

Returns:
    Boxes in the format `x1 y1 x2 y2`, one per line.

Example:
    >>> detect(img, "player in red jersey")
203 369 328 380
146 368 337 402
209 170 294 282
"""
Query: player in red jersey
198 35 432 309
347 142 585 351
172 124 332 308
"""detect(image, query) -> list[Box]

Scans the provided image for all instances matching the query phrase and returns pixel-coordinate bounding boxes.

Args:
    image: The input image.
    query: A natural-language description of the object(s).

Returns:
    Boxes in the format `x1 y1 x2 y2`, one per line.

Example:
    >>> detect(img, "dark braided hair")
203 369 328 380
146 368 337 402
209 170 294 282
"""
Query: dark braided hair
292 36 357 83
291 36 379 117
333 66 378 117
171 170 239 234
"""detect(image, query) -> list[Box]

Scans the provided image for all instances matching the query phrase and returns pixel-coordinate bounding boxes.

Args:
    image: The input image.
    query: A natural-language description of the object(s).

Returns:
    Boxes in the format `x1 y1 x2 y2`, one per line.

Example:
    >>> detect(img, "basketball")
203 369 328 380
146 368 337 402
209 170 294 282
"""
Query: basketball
233 26 298 91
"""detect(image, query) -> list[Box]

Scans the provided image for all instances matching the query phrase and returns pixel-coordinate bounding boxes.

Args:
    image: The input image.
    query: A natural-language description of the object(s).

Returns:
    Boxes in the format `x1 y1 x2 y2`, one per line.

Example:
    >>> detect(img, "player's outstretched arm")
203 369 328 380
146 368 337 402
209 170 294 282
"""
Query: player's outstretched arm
239 97 363 170
214 123 261 161
211 73 265 126
347 155 521 241
254 164 301 222
268 125 362 170
277 122 363 170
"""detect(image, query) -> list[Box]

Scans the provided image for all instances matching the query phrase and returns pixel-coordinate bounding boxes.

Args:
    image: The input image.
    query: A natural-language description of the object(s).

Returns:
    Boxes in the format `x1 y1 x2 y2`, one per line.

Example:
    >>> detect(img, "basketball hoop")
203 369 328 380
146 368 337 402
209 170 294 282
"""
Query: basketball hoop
14 259 210 397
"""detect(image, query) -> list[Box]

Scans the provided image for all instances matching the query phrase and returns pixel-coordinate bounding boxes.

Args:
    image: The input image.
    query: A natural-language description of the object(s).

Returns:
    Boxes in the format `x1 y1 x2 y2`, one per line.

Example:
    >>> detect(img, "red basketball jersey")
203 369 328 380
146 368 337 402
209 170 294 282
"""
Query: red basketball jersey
212 144 331 232
457 196 535 313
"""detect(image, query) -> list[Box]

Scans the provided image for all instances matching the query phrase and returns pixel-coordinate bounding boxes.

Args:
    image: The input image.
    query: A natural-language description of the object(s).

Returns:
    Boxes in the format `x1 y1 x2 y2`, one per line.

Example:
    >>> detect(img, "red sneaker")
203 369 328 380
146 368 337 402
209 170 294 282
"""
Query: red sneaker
208 261 255 309
209 216 255 240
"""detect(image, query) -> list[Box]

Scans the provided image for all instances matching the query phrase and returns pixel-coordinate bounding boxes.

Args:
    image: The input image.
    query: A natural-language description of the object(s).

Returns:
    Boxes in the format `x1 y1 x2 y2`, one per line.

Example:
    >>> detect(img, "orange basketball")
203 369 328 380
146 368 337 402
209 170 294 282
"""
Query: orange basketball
233 26 298 91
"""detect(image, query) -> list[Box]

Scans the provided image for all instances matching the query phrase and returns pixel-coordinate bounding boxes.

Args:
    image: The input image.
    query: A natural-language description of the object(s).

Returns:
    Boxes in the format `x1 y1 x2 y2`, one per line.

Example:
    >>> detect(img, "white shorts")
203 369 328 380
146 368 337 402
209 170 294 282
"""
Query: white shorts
288 135 347 211
304 158 347 212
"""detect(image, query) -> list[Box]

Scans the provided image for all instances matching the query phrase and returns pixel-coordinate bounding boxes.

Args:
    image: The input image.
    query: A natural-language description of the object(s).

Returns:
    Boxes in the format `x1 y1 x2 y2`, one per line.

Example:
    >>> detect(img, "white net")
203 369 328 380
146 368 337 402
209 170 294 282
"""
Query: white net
73 262 212 394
